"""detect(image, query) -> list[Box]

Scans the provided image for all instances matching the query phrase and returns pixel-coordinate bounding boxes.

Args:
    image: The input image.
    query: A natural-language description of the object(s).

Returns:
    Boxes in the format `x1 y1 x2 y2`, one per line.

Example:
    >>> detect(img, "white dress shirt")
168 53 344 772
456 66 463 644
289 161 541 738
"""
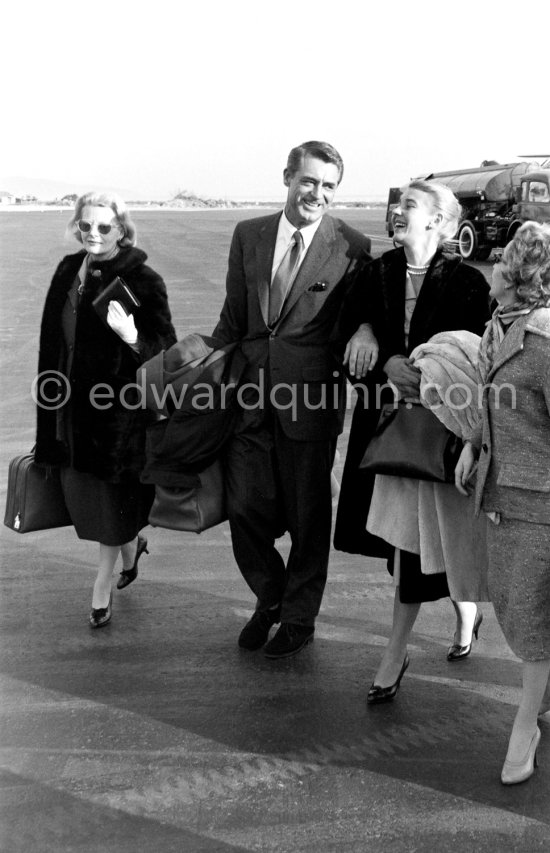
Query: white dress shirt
271 211 323 282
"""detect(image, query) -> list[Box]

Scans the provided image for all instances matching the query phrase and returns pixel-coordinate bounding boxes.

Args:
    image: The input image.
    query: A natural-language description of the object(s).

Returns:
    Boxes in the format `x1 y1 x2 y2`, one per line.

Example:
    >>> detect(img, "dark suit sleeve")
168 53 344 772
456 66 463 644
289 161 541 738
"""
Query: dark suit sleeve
342 257 399 376
337 252 379 342
213 224 247 344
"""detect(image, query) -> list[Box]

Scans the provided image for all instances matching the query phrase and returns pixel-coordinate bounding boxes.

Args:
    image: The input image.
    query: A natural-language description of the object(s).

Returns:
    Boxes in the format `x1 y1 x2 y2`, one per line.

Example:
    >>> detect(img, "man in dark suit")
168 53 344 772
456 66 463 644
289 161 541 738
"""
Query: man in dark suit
213 140 374 658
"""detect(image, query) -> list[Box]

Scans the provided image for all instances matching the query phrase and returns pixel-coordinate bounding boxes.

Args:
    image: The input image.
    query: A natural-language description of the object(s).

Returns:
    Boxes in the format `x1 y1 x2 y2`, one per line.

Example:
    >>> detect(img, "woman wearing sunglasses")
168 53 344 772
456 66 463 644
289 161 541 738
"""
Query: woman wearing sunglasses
456 222 550 785
35 192 176 627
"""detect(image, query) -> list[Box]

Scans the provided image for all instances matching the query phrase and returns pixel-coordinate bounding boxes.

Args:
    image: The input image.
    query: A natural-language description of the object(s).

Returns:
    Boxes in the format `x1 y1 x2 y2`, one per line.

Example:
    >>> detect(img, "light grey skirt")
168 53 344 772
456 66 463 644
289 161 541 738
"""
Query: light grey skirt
486 516 550 661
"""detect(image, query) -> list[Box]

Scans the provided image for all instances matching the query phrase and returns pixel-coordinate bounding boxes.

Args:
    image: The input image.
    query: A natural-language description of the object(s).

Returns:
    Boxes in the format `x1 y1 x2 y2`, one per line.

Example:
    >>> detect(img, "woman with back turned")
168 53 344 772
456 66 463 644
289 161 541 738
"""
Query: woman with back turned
35 192 176 628
456 222 550 785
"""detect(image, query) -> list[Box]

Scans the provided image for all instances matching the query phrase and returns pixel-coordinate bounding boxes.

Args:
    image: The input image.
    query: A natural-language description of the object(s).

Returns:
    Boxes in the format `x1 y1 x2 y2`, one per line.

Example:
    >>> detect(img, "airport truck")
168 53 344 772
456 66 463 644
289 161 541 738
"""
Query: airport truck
386 160 550 260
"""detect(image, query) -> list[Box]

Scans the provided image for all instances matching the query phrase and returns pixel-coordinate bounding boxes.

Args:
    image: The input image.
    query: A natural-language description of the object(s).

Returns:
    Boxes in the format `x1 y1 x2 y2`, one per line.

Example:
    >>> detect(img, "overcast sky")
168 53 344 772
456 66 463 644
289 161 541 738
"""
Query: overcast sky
2 0 549 201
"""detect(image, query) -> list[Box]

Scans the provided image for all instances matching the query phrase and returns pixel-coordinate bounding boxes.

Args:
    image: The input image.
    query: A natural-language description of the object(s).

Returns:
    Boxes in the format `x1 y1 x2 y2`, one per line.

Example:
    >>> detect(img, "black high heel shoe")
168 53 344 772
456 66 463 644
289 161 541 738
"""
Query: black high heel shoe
117 535 149 590
367 655 410 705
447 609 483 661
89 592 112 628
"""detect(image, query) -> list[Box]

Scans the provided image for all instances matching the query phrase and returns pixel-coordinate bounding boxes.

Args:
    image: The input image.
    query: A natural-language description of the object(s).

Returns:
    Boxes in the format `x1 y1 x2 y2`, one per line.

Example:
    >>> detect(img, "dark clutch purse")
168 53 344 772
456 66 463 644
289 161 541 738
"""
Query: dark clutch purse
360 402 463 483
147 459 226 533
92 276 140 327
4 452 72 533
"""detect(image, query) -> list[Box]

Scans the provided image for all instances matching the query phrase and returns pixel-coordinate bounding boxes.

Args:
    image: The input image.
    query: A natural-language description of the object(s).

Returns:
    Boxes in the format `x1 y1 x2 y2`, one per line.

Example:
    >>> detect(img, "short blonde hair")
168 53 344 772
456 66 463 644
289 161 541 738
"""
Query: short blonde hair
502 221 550 308
67 192 137 247
406 179 462 244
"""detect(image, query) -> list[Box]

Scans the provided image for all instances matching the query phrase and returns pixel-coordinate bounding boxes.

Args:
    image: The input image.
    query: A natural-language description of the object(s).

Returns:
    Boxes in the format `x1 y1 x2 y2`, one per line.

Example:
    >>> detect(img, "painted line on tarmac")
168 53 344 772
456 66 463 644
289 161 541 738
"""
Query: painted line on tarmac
21 708 506 811
0 701 516 817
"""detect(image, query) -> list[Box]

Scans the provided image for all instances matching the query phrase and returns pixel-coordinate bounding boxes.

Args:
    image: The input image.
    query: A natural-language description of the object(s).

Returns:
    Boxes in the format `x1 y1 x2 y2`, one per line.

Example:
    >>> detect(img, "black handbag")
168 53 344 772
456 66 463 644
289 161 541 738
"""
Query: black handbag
4 452 72 533
148 459 226 533
360 402 462 483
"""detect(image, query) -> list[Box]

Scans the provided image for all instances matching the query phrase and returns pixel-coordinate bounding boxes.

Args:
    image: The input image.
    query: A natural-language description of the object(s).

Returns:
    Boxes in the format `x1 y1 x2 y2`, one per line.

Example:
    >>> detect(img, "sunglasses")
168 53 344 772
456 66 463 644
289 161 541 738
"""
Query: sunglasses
76 220 120 236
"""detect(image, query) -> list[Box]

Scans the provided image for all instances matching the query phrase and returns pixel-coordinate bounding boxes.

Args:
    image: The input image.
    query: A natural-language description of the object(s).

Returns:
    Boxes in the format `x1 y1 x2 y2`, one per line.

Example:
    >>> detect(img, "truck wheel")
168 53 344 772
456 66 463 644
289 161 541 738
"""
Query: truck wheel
476 246 492 261
457 222 478 260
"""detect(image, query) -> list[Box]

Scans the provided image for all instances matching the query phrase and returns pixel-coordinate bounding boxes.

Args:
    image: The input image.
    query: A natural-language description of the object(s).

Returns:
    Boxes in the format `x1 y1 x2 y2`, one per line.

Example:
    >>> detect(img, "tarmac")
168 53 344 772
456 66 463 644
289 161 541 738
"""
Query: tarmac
1 212 549 851
1 473 550 852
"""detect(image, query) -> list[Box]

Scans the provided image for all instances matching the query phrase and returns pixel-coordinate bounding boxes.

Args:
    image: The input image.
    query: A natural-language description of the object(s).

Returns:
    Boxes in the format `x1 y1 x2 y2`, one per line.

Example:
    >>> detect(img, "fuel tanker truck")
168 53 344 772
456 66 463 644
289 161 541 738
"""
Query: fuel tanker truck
386 159 550 260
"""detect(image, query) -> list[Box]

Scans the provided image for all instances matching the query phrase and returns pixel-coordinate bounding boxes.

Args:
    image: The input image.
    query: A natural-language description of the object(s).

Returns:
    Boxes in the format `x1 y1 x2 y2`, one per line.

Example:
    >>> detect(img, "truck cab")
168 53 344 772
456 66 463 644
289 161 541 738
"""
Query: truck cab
507 172 550 242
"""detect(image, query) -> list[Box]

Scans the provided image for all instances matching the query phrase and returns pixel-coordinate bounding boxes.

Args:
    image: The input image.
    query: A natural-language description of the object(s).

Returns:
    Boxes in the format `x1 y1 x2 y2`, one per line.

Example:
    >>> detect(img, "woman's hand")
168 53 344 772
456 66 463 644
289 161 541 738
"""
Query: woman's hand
383 355 421 397
455 442 477 496
106 300 138 345
344 323 379 378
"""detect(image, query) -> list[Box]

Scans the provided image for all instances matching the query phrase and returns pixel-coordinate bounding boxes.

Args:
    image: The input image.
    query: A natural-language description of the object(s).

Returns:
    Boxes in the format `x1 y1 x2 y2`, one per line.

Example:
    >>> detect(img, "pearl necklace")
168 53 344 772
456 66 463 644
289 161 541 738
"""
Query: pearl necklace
406 262 431 276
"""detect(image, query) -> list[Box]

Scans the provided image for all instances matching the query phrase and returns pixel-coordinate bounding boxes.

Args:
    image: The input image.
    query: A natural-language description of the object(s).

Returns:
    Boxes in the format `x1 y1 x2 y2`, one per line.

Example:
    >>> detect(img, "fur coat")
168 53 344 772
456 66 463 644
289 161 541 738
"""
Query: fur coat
35 247 176 482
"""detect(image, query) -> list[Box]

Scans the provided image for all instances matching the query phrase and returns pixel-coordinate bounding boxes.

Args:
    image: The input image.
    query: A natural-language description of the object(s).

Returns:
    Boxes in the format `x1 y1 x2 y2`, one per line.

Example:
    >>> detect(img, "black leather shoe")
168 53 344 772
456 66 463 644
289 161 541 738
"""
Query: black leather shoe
117 535 149 590
238 608 281 650
89 593 112 629
447 609 483 661
367 655 410 704
264 622 314 659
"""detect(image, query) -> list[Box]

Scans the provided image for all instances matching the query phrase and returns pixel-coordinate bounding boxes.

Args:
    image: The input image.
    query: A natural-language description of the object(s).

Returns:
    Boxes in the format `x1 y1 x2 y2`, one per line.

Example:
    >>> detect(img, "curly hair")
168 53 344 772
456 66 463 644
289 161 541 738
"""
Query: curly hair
502 221 550 308
67 191 137 247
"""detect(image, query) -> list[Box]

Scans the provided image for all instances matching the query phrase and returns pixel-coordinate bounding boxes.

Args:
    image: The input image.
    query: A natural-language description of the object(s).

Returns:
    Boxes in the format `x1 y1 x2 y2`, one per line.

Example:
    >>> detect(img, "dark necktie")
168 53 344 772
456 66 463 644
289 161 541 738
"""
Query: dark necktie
268 230 303 326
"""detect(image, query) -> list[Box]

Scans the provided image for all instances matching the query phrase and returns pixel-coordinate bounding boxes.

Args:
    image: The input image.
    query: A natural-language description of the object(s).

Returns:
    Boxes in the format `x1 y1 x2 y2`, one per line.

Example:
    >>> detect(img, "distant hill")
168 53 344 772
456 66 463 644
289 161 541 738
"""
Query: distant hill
0 176 142 201
0 177 386 208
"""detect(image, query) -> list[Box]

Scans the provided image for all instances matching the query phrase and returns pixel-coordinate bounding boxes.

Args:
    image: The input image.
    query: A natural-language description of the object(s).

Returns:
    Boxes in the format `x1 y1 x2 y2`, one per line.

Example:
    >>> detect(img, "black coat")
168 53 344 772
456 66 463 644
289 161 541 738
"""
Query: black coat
333 247 491 556
35 247 176 483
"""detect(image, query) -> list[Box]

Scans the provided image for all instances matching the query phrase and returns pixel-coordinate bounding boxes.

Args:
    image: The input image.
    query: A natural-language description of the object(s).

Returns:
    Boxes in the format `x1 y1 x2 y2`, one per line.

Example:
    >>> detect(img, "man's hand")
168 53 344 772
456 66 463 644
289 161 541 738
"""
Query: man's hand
107 300 138 345
455 442 477 496
383 355 421 397
344 323 379 378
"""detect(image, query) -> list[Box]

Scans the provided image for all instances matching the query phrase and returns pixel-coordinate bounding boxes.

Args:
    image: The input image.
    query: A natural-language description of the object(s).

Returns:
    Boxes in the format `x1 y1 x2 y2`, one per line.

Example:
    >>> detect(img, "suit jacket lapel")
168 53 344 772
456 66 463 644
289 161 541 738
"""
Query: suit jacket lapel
255 214 281 327
276 216 334 324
